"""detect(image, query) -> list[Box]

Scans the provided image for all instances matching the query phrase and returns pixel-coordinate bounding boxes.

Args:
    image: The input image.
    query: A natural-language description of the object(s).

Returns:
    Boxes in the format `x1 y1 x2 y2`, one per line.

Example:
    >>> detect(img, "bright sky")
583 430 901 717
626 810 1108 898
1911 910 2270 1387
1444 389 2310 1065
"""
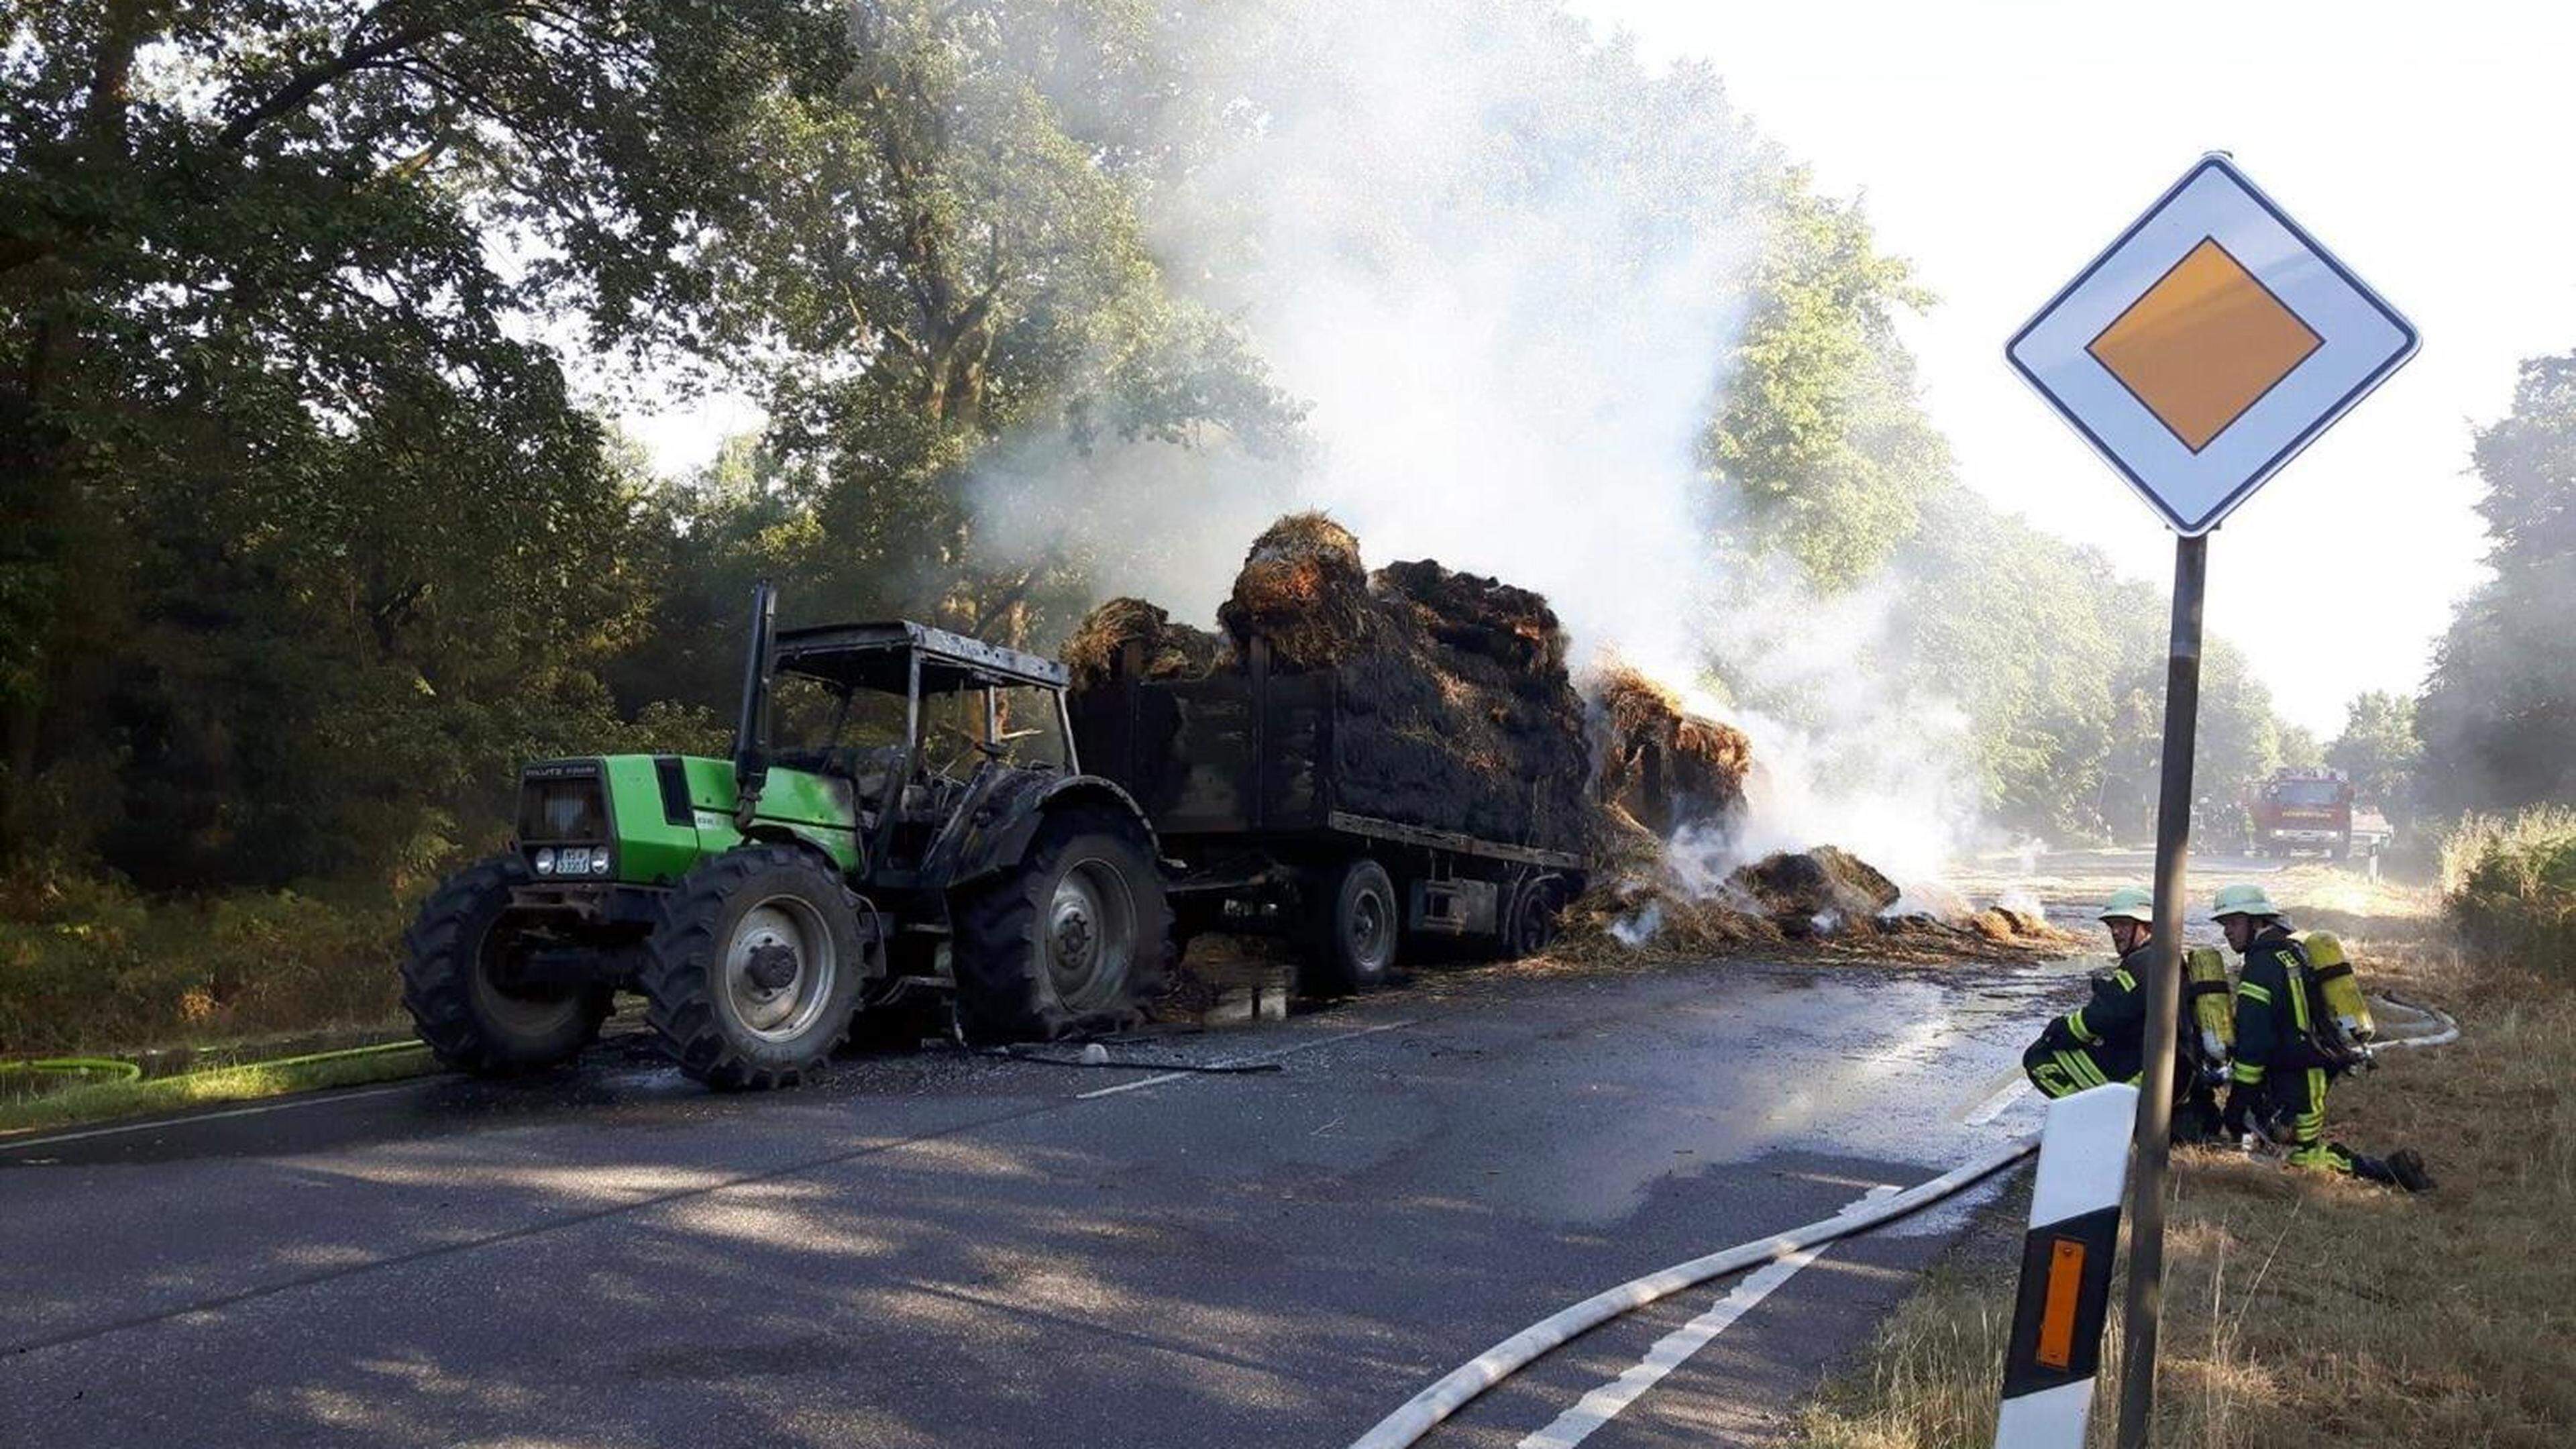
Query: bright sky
1568 0 2571 735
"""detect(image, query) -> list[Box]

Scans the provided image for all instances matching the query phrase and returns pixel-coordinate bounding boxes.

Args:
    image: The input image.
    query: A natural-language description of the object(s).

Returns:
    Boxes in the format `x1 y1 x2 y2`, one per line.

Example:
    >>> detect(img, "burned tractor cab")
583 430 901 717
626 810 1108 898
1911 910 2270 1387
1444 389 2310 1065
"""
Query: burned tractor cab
400 584 1171 1091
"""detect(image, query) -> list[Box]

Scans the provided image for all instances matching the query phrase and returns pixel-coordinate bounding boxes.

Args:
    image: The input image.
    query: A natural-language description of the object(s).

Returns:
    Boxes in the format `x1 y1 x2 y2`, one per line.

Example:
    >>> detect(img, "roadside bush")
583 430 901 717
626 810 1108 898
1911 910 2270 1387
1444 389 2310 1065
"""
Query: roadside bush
0 871 406 1057
2440 807 2576 971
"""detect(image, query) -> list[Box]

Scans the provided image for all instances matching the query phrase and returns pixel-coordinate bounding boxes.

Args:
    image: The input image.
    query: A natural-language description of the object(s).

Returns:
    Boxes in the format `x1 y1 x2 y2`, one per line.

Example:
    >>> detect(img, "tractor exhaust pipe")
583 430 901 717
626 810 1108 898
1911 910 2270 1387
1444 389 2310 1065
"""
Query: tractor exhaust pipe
733 580 778 825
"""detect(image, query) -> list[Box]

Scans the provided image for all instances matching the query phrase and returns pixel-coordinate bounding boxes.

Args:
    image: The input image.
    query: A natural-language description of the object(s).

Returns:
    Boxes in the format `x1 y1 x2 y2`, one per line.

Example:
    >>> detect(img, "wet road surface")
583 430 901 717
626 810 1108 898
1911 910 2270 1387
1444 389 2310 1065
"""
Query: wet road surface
0 951 2086 1448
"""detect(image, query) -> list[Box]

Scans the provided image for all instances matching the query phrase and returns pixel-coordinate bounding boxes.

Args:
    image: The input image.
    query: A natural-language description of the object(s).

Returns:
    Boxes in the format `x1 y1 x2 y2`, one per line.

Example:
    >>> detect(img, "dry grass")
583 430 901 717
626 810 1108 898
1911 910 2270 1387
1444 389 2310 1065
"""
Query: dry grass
1791 850 2576 1448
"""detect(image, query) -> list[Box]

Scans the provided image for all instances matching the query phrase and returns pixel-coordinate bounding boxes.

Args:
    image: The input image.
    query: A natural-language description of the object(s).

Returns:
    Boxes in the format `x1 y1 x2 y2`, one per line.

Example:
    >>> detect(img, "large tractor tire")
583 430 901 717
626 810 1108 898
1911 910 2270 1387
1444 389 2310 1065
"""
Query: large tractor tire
953 808 1173 1042
1302 857 1398 996
639 845 871 1090
402 854 610 1074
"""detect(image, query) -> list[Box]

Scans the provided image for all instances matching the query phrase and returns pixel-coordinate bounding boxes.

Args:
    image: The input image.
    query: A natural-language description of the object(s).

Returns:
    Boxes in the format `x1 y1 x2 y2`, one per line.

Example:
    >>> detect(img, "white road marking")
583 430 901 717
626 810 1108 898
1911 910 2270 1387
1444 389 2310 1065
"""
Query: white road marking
5 1018 1422 1152
0 1081 429 1152
1964 1076 2033 1126
1073 1018 1419 1100
1515 1185 1898 1449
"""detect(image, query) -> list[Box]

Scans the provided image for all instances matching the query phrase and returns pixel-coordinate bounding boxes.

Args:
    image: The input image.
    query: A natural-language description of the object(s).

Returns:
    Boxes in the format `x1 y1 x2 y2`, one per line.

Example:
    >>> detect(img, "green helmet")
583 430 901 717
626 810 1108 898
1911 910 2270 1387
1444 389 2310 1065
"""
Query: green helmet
2097 885 2155 924
2211 882 2283 920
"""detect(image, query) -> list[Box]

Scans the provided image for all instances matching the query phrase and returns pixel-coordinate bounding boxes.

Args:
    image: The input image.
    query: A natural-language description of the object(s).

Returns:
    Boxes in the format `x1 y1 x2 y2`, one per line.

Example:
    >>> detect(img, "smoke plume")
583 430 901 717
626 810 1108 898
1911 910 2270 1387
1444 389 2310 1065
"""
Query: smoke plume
973 0 1982 883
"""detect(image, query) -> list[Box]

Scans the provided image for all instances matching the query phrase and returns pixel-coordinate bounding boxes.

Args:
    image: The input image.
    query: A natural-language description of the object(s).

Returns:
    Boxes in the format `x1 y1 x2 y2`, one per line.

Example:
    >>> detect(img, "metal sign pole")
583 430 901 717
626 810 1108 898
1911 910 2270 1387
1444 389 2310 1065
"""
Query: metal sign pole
2114 531 2206 1449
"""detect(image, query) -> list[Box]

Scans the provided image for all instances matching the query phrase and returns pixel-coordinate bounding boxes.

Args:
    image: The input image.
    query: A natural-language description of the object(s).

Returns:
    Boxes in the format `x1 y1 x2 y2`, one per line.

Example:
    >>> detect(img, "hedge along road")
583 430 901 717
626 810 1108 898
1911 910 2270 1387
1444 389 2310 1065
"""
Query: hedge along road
0 949 2081 1449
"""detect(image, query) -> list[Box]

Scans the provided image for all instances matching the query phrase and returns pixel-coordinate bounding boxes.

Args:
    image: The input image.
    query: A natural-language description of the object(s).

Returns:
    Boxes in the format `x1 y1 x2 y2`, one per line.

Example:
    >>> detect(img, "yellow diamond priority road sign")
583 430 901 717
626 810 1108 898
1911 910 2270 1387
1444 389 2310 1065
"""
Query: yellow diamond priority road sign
2007 154 2417 535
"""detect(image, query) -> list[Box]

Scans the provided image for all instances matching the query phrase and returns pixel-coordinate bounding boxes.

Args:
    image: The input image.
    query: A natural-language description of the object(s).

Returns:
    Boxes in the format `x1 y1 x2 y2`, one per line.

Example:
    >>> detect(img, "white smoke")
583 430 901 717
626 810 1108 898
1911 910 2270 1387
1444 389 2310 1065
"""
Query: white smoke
1684 559 1983 887
970 0 1986 886
1129 0 1766 682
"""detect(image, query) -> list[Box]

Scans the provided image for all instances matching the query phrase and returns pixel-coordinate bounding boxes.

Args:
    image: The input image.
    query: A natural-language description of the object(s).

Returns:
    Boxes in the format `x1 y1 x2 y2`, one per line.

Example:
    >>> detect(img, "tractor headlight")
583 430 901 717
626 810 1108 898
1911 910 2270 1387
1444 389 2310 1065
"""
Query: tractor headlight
535 847 557 875
588 847 612 875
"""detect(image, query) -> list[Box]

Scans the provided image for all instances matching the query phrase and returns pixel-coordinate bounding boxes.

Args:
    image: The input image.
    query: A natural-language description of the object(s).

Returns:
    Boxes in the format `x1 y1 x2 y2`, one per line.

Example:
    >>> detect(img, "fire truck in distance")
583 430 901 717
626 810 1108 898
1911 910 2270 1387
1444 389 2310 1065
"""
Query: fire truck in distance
2245 767 2359 859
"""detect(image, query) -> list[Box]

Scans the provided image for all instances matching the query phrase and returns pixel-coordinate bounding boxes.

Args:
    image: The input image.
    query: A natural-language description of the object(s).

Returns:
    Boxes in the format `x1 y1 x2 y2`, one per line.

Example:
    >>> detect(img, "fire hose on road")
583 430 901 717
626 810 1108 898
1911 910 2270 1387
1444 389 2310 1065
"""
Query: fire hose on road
1350 990 2465 1449
1346 1134 2041 1449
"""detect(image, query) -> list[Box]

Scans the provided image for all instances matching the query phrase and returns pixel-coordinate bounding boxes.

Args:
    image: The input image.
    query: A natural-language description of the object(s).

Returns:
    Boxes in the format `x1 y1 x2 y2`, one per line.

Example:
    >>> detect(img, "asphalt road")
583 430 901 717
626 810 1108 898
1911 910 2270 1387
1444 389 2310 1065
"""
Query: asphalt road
0 949 2086 1448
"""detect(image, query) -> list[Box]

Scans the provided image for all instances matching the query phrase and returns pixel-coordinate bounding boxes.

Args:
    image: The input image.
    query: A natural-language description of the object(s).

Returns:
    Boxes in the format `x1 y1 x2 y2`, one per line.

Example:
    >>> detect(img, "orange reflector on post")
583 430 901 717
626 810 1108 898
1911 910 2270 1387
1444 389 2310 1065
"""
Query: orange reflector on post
2036 1238 2087 1370
1997 1083 2133 1448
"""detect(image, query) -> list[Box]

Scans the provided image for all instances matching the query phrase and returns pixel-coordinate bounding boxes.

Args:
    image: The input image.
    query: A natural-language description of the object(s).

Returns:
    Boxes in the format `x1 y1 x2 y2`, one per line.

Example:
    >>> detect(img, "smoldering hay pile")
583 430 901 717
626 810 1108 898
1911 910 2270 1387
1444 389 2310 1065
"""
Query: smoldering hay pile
1560 672 2072 958
1065 513 2067 959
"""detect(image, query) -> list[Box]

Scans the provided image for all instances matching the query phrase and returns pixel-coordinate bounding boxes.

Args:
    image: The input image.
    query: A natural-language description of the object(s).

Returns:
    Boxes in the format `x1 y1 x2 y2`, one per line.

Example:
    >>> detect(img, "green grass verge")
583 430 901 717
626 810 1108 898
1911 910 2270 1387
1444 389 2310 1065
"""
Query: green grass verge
0 1040 441 1137
1 868 412 1059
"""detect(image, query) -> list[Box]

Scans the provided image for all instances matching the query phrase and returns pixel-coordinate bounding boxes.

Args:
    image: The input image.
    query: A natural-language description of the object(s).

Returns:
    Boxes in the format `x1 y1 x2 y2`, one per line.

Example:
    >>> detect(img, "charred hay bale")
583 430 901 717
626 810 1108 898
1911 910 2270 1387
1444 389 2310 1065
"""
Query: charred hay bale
1063 596 1225 691
1330 668 1593 853
1372 559 1569 680
1729 846 1901 936
1218 512 1373 672
1122 512 1595 854
1589 665 1753 837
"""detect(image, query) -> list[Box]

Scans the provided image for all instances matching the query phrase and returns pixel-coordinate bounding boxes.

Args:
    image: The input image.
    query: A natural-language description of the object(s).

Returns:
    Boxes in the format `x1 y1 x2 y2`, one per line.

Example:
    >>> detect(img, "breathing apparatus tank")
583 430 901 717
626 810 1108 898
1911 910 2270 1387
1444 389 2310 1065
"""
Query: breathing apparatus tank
2292 928 2377 1067
2184 945 2234 1085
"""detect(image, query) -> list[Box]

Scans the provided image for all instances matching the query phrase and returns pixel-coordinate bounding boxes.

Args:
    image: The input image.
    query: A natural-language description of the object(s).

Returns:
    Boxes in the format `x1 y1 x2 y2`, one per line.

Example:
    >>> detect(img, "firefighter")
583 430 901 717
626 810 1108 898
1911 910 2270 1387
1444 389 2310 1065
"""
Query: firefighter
2212 883 2432 1191
2021 887 2221 1138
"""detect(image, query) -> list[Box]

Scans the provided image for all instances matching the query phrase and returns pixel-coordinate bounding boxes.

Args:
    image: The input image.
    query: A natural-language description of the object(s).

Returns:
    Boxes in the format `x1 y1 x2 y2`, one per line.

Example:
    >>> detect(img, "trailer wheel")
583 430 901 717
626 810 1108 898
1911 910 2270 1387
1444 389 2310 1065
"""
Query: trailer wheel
1305 857 1398 996
640 845 869 1090
1502 879 1563 961
402 853 609 1075
953 808 1173 1042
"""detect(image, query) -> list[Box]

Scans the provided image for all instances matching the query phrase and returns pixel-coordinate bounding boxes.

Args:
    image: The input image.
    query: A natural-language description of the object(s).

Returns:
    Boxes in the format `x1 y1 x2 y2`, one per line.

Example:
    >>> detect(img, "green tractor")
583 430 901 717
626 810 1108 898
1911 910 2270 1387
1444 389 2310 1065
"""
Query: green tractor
400 584 1173 1089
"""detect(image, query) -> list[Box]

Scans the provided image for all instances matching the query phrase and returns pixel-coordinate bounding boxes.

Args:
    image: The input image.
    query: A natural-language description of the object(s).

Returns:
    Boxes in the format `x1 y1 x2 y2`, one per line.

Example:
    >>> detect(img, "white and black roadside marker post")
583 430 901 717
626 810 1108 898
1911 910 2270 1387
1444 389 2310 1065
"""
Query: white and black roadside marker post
2004 151 2417 1447
1995 1083 2137 1448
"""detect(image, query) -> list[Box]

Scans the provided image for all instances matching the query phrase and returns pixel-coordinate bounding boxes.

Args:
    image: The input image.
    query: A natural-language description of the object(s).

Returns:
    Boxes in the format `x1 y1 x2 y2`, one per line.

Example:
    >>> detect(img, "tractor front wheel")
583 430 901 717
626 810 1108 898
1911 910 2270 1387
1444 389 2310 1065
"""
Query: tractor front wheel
640 846 871 1090
402 854 610 1074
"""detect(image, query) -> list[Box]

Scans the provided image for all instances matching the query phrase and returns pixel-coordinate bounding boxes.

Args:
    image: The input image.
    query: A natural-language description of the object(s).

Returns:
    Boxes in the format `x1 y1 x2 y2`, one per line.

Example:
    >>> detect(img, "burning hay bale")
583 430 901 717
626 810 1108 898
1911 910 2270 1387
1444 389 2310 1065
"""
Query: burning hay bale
1729 847 1902 938
1063 597 1226 691
1216 512 1374 672
1590 664 1753 837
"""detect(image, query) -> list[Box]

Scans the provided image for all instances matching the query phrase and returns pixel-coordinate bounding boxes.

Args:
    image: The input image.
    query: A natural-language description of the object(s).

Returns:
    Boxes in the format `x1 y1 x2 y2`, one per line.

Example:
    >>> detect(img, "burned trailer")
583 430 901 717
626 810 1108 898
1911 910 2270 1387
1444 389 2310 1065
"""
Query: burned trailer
1071 634 1588 994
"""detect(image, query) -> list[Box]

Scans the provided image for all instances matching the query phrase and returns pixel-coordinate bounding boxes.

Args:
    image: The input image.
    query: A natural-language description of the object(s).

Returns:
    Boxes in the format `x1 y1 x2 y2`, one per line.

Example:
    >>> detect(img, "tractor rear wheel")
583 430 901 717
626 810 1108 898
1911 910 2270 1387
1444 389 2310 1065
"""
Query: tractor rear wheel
953 808 1172 1042
402 854 610 1074
640 845 871 1090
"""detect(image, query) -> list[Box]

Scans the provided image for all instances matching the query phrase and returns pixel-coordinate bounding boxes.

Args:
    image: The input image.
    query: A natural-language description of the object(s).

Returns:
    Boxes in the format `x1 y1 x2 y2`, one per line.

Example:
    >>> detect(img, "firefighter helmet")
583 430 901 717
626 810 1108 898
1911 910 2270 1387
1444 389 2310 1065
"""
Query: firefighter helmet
2097 885 2156 924
2211 882 2282 919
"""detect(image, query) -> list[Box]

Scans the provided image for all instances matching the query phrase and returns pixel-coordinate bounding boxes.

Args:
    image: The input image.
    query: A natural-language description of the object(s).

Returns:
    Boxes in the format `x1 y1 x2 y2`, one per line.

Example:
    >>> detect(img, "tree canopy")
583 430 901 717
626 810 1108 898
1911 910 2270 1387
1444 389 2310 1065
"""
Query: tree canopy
1 0 2319 894
2419 352 2576 815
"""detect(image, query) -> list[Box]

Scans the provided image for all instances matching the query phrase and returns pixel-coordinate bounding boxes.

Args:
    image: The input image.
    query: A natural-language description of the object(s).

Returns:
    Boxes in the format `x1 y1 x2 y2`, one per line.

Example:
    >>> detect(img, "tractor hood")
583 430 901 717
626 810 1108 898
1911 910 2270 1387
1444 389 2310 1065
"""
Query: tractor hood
514 755 861 887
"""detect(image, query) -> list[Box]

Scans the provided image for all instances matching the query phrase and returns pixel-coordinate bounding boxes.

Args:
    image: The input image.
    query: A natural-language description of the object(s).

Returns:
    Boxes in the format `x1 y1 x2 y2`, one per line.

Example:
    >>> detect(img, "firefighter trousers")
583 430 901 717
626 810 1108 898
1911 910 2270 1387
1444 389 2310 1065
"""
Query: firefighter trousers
2023 1038 2222 1141
2257 1065 2391 1178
